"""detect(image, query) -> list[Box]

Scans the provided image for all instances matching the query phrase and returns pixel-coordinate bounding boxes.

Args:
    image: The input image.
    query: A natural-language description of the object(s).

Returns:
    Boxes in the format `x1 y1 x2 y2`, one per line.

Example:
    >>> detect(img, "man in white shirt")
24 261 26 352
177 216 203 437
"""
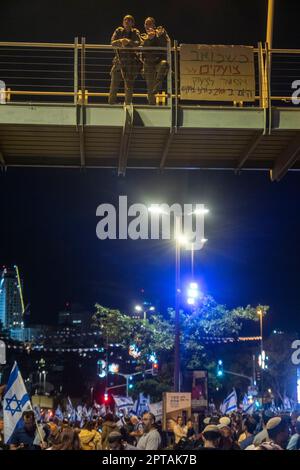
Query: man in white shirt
137 412 161 450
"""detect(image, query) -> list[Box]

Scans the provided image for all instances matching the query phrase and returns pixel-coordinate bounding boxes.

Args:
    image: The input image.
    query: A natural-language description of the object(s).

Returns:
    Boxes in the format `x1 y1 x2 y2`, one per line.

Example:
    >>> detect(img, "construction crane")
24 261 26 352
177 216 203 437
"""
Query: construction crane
14 265 26 316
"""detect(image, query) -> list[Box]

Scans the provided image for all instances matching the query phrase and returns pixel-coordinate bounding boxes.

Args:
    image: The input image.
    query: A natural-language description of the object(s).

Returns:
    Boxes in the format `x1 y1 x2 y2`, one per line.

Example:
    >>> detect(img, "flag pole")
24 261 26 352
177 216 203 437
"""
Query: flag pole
28 398 45 446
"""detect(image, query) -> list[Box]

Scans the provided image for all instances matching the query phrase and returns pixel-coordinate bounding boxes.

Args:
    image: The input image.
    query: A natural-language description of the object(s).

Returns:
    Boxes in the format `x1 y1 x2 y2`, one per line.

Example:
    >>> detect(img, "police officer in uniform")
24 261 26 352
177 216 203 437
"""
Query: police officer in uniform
108 15 141 105
141 17 170 105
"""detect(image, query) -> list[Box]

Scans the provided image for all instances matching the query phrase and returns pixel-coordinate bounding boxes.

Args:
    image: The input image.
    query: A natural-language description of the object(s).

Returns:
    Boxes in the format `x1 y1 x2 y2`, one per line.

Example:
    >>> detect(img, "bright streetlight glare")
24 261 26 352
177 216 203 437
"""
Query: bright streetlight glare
149 306 155 311
187 298 195 305
134 305 143 312
148 205 165 214
188 288 198 299
190 282 198 289
176 234 189 245
193 208 209 215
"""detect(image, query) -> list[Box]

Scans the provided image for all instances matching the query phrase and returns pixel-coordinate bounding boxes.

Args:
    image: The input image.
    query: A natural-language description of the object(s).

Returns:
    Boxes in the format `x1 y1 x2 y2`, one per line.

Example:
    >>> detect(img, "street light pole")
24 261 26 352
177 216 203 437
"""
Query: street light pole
259 311 264 356
257 308 264 404
174 215 181 393
148 204 209 394
191 243 194 279
43 371 47 394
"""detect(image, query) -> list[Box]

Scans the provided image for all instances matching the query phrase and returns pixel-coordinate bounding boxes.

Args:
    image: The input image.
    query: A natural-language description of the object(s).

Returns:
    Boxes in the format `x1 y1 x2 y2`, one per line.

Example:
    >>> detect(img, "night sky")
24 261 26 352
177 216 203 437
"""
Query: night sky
1 0 300 333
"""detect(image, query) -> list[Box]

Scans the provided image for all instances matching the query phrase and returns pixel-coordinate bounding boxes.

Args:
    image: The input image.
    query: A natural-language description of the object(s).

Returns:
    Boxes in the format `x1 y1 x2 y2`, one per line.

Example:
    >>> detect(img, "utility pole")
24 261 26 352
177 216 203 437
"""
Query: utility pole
223 369 254 386
174 216 181 393
266 0 275 48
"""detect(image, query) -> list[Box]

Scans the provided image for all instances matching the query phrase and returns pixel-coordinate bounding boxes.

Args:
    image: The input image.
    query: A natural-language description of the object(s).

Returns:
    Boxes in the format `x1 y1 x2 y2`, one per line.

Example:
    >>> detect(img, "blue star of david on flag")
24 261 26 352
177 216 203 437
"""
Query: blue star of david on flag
5 394 23 416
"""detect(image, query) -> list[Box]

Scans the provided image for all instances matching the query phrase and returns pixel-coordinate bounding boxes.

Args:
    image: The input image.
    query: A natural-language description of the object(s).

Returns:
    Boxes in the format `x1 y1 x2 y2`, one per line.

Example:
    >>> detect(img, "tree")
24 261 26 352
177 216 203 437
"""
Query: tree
170 297 267 370
263 332 298 405
92 299 266 399
92 304 173 365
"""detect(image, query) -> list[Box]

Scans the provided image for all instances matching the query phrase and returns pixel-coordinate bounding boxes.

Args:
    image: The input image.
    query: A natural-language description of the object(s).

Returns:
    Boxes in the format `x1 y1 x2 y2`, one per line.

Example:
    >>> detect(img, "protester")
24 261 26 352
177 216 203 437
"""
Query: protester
48 427 81 450
252 412 270 446
79 420 101 450
0 418 5 450
173 416 187 444
185 418 196 439
101 413 119 450
47 421 60 448
118 415 135 444
0 385 5 400
286 416 300 450
256 416 290 450
9 410 44 450
165 418 176 448
200 425 221 450
129 415 143 444
108 431 125 450
136 412 161 450
239 416 257 450
218 423 240 450
219 416 231 427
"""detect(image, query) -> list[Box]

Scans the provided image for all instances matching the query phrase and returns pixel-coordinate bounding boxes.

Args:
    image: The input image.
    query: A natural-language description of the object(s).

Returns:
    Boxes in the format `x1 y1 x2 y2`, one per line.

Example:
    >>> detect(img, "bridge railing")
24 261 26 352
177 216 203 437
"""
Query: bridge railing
268 49 300 106
0 39 298 109
0 41 76 103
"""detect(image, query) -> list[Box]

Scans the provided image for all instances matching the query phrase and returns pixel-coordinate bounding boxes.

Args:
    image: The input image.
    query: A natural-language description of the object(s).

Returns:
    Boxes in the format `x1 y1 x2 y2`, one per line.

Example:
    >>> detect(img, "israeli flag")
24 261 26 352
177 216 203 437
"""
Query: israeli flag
33 404 41 422
133 393 150 416
222 389 238 414
66 396 76 422
242 394 248 408
242 394 254 414
3 362 31 443
243 401 255 414
55 405 64 420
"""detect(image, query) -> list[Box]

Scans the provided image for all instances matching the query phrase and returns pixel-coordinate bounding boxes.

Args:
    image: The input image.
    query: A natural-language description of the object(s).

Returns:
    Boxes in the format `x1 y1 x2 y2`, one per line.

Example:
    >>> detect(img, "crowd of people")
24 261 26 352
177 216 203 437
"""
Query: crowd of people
1 408 300 451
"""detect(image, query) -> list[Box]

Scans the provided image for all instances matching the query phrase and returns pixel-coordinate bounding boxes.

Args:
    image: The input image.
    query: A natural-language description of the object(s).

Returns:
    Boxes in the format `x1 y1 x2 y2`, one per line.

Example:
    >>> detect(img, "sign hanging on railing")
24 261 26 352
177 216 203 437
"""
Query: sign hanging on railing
180 44 255 102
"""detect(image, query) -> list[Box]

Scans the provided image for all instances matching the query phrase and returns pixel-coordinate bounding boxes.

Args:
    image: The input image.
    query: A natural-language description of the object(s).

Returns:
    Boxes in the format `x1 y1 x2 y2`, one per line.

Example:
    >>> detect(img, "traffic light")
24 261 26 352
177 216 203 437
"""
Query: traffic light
108 363 119 374
128 376 134 390
104 392 109 403
152 362 159 376
258 351 268 370
97 359 107 378
217 360 224 377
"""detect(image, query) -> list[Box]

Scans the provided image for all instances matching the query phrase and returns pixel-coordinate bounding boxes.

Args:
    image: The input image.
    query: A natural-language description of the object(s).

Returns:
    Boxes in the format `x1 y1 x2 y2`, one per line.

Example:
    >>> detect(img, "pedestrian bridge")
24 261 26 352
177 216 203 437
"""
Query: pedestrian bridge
0 39 300 180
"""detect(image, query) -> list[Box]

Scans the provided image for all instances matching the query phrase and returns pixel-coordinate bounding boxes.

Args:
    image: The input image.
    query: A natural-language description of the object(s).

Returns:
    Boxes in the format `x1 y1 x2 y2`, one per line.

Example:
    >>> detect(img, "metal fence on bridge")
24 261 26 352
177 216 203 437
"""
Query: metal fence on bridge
0 39 299 109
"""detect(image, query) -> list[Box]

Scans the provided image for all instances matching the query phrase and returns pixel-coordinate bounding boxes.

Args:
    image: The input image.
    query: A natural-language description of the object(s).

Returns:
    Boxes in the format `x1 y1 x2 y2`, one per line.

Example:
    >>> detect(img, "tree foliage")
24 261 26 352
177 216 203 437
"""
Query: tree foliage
92 304 173 365
263 332 298 403
92 298 267 399
169 297 268 370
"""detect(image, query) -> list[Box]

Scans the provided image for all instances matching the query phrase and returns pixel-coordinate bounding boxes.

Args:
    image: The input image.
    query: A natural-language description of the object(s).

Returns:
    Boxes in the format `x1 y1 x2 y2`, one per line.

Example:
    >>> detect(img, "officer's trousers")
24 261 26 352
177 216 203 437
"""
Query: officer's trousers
108 64 137 105
144 60 169 105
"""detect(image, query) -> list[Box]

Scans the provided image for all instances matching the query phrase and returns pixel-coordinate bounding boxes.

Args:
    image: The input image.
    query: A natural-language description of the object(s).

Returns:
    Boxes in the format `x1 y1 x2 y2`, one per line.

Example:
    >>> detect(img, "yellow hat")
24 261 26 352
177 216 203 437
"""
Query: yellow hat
203 425 221 434
219 416 231 426
266 416 282 430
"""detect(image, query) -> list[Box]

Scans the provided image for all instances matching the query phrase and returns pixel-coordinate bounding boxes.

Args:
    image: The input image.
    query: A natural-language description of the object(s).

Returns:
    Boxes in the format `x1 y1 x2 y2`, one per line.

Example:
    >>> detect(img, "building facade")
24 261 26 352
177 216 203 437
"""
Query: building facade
0 267 23 330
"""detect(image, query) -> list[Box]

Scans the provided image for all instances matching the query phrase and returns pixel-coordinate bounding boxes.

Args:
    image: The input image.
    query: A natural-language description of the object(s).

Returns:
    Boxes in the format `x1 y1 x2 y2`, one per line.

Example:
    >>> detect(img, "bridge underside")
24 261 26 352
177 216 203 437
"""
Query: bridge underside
0 104 300 181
